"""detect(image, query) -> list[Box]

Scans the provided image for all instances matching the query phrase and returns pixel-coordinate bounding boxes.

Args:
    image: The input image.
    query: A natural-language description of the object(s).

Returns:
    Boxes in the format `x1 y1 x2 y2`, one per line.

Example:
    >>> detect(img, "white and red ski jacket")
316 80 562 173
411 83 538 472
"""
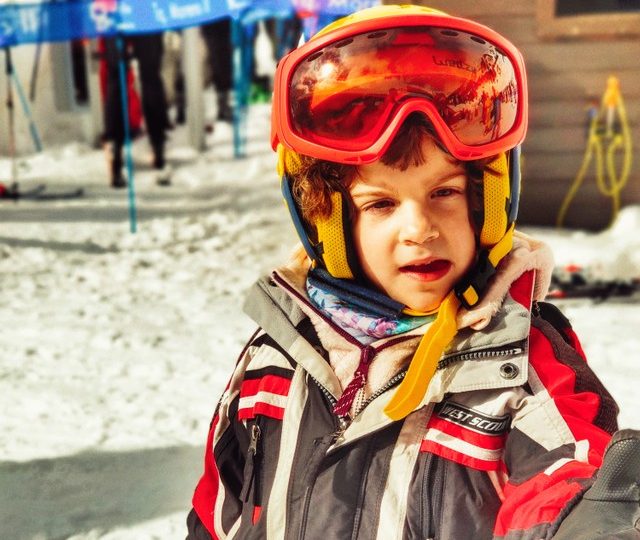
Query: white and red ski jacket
187 259 618 540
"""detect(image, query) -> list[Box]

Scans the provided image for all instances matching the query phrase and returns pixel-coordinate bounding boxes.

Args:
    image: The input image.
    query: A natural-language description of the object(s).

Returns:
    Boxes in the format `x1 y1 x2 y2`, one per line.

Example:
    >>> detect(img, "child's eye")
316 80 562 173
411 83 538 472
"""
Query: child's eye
432 187 462 198
363 199 395 212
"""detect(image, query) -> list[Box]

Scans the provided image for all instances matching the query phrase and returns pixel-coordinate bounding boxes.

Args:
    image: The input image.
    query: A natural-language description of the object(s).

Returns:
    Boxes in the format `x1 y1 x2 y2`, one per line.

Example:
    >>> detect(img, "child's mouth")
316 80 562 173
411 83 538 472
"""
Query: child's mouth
400 259 451 281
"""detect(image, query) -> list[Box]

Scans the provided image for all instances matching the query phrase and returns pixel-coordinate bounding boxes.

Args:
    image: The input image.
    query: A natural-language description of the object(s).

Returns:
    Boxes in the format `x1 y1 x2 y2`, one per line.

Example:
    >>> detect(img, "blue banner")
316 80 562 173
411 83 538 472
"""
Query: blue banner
0 0 380 47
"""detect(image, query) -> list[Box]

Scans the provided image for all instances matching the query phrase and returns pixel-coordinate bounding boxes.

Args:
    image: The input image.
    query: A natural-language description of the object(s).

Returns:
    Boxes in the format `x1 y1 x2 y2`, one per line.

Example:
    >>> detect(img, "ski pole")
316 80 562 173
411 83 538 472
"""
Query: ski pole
116 33 137 233
29 1 45 102
6 47 43 152
29 41 42 102
4 47 17 187
231 17 247 158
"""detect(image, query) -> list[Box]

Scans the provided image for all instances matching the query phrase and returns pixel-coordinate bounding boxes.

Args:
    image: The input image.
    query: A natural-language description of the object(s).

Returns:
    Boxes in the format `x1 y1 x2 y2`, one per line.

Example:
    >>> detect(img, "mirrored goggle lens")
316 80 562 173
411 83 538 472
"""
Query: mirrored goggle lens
289 26 519 151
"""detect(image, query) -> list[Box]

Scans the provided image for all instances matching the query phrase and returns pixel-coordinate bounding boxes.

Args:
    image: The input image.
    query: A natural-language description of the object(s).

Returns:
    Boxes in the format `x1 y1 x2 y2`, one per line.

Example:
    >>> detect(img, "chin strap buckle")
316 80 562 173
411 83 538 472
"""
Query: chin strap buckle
454 224 516 310
454 250 497 310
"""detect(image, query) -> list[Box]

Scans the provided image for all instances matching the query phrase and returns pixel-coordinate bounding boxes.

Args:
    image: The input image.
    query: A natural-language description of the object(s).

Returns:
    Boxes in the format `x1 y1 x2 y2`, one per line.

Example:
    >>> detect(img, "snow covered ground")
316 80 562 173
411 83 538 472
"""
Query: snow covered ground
1 104 639 539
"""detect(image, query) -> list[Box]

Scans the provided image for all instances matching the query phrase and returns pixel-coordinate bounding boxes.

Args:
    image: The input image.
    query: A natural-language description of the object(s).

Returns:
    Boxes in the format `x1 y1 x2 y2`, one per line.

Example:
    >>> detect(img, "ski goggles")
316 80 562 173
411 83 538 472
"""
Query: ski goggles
271 12 528 163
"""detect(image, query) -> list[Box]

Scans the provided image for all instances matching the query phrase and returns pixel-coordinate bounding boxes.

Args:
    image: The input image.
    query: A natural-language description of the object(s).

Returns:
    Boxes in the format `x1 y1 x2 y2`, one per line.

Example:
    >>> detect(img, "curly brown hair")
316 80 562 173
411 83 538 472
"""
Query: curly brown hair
288 114 488 236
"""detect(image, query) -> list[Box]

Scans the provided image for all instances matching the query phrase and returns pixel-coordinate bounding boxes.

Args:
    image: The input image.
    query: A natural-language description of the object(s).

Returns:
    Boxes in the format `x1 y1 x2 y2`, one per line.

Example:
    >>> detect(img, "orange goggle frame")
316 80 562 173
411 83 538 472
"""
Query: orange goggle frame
271 12 528 164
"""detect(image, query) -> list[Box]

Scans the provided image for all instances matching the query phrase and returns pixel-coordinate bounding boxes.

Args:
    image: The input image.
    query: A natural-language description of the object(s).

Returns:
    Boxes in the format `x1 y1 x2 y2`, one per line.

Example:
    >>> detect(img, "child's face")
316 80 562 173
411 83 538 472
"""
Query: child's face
350 138 476 313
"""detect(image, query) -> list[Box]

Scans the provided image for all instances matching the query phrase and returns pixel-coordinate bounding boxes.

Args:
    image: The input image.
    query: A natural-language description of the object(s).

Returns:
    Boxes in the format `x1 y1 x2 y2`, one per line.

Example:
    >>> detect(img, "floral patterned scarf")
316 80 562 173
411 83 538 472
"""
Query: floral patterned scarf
307 279 434 345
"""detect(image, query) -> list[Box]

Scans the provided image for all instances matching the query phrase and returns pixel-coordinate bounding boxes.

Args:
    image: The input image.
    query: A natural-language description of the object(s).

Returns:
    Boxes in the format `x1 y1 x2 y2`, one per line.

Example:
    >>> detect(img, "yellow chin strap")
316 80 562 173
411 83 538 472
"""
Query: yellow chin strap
384 290 460 420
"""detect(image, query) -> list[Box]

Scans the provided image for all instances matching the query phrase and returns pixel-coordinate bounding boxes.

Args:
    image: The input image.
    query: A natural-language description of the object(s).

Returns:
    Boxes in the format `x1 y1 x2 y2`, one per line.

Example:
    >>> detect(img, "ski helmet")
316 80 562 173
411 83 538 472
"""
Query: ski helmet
273 4 526 309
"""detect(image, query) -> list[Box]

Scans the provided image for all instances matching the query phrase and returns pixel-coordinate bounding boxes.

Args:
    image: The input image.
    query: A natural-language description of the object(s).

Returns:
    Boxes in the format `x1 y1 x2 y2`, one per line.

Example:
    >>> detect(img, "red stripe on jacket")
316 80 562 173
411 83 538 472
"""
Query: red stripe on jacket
192 414 221 538
509 270 535 310
420 439 504 472
426 414 507 450
493 313 614 536
494 461 595 536
528 325 611 459
238 374 292 420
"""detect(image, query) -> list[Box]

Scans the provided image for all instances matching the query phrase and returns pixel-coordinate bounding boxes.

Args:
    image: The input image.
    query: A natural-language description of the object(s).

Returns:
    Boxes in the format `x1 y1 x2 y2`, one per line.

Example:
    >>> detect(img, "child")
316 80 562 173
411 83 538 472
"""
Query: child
187 5 638 539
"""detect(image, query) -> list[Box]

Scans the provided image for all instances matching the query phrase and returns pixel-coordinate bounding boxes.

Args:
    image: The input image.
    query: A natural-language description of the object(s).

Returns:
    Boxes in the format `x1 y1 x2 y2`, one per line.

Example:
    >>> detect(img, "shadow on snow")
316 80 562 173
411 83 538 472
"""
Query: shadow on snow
0 444 204 539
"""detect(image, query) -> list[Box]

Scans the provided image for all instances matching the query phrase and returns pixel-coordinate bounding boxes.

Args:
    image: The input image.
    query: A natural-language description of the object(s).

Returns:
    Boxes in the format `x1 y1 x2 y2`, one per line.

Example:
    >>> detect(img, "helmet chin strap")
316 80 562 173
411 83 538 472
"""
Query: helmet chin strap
384 289 460 420
454 224 515 309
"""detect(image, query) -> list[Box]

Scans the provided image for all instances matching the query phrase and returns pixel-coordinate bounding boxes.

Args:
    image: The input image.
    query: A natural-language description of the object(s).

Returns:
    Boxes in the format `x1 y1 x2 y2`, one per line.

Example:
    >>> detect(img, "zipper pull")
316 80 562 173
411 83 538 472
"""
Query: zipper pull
532 300 541 318
331 416 350 445
240 423 261 503
249 424 261 455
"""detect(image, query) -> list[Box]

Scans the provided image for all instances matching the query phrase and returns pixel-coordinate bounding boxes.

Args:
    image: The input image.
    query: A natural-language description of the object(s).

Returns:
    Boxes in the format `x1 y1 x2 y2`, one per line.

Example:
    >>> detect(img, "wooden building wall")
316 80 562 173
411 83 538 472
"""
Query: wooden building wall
392 1 640 230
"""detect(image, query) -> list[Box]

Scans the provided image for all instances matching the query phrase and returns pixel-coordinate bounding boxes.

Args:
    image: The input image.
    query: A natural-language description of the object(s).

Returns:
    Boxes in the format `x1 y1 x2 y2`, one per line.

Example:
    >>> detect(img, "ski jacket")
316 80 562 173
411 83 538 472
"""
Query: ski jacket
187 265 618 540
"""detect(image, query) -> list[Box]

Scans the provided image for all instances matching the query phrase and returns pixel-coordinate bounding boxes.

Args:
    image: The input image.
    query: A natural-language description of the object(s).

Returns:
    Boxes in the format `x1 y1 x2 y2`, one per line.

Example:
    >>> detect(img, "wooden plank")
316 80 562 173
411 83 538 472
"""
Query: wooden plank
518 192 612 229
518 179 639 229
525 127 589 153
525 125 640 152
519 150 638 183
525 122 640 153
529 98 640 128
521 41 640 72
406 0 535 17
528 69 640 101
536 0 640 41
474 15 538 45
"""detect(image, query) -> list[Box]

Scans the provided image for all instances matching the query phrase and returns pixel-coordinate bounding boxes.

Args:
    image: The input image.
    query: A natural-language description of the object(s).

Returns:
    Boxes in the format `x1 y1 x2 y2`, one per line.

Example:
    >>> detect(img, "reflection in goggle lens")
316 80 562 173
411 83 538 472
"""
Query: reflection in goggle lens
289 26 518 150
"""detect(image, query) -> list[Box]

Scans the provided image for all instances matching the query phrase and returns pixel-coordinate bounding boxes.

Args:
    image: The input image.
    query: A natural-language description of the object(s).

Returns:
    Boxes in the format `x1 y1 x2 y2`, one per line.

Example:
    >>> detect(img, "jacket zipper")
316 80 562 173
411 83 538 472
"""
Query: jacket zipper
273 269 525 371
239 422 261 504
358 345 524 413
438 345 524 369
357 370 407 413
422 450 444 539
297 419 349 540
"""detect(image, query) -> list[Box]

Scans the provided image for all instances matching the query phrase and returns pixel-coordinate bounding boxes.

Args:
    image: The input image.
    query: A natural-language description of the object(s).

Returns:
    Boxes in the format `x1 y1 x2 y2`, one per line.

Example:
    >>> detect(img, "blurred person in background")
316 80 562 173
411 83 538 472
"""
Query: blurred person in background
102 32 171 187
200 18 234 123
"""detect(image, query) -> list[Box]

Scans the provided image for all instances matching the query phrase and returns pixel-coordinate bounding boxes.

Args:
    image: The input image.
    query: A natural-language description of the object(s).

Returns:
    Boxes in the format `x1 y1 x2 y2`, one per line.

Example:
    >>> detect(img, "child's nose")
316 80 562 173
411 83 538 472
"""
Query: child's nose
398 206 439 245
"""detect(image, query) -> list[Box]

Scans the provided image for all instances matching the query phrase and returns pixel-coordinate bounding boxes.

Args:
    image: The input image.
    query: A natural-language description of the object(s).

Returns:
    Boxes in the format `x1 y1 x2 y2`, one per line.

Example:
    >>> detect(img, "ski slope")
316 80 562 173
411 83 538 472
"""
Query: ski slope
1 104 639 539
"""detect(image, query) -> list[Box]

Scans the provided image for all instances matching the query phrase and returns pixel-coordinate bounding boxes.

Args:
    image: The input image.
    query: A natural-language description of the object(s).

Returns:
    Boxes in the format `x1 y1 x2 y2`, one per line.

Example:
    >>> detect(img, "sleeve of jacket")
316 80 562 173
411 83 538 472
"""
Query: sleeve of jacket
186 335 258 540
552 429 640 539
493 303 619 540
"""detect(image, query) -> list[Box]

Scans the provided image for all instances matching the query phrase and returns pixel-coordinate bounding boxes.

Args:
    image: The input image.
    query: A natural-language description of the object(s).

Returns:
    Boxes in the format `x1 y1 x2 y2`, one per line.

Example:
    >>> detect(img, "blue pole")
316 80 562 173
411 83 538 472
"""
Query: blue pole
10 62 43 152
115 34 137 234
231 18 246 158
